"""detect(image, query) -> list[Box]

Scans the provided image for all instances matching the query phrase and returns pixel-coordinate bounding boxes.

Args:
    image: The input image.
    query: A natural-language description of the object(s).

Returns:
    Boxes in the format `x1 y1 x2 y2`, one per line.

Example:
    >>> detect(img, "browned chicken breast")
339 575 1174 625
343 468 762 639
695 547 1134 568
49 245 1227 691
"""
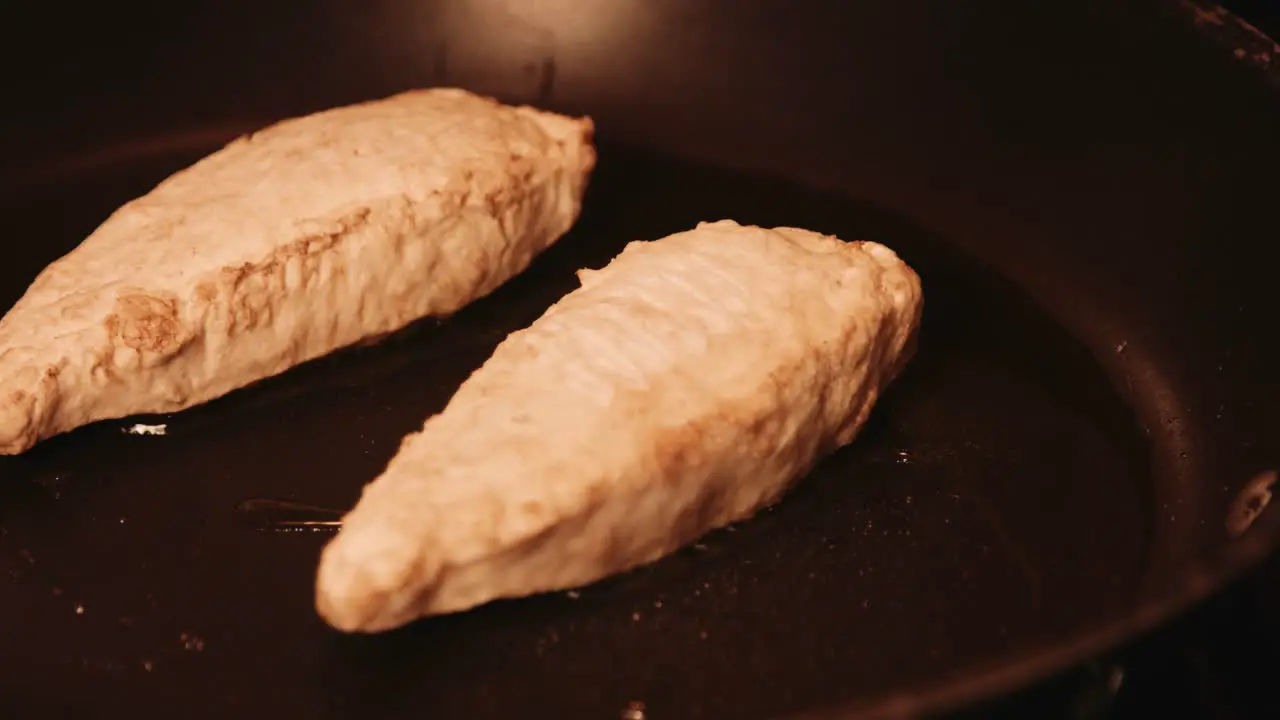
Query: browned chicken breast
0 88 596 455
316 220 923 632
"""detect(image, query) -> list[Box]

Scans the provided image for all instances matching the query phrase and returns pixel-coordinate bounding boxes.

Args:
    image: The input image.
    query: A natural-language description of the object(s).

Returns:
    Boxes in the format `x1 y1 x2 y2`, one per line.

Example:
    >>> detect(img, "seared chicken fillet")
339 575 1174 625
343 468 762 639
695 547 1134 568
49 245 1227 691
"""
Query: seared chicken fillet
316 220 923 632
0 88 596 455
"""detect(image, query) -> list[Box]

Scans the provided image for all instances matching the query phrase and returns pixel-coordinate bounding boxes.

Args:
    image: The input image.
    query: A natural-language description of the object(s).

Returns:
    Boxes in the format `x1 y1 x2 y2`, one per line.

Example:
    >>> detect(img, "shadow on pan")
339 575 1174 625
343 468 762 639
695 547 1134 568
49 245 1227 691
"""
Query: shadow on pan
1 138 1162 720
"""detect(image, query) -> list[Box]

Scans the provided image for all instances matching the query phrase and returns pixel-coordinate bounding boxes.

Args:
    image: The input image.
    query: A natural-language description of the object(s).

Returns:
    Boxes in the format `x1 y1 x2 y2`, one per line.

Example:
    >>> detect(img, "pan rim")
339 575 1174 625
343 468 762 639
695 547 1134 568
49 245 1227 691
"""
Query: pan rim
797 472 1280 719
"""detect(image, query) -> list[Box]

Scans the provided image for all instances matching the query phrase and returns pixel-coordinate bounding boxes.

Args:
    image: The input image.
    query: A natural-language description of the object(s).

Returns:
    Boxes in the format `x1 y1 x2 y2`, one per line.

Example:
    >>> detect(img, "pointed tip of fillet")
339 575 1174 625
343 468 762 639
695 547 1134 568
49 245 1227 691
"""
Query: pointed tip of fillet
314 520 441 633
314 549 390 633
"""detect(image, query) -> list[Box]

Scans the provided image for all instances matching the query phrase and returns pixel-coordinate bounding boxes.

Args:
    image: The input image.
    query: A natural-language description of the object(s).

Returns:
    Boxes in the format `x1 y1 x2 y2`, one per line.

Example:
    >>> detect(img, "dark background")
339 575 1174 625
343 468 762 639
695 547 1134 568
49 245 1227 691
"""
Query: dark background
1219 0 1279 36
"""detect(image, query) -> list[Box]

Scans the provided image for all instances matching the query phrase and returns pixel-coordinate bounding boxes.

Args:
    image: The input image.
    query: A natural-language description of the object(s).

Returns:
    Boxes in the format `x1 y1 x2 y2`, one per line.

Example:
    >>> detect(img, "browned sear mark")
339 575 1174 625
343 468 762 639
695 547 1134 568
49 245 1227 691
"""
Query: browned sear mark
105 292 185 356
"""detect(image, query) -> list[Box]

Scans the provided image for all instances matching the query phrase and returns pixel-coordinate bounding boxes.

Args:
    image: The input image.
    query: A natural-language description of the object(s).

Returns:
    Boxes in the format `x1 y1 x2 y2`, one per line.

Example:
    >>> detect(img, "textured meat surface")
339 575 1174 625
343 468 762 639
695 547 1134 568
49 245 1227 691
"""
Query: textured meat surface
0 88 596 455
315 220 923 633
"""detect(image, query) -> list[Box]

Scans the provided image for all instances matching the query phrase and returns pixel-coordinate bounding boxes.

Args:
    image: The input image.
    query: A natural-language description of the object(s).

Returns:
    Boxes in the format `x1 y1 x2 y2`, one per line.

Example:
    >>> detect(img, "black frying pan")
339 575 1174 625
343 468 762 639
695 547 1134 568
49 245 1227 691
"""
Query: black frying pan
0 1 1277 718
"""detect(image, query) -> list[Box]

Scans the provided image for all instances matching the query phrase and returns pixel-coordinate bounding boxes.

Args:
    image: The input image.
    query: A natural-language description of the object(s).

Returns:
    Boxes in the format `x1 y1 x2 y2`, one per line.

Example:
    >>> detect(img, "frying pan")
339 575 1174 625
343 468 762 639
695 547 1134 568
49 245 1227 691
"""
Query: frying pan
0 1 1277 717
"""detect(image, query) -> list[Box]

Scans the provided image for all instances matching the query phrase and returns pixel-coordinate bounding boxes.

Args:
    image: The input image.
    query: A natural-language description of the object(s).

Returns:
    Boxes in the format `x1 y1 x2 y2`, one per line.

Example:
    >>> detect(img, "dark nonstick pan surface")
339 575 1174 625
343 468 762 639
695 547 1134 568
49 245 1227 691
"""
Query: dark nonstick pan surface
0 1 1277 718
